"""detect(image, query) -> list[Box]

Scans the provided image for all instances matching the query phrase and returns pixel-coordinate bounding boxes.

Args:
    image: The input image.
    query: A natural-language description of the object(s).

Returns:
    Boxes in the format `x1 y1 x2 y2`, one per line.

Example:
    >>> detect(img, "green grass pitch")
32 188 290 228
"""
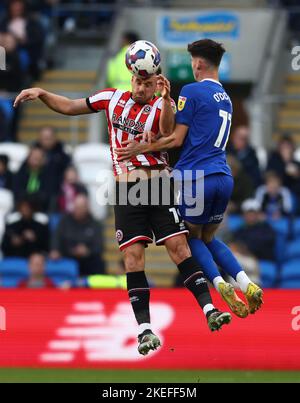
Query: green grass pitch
0 369 299 383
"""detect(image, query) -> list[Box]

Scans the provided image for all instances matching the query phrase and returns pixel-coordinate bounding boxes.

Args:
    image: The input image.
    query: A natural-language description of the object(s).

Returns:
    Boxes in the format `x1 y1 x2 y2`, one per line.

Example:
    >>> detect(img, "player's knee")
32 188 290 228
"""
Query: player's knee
202 233 215 244
123 248 144 272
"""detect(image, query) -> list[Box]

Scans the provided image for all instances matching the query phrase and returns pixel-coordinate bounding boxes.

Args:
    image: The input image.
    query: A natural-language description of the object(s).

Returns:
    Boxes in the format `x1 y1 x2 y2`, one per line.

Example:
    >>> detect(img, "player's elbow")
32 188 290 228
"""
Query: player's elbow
172 136 184 148
160 129 173 138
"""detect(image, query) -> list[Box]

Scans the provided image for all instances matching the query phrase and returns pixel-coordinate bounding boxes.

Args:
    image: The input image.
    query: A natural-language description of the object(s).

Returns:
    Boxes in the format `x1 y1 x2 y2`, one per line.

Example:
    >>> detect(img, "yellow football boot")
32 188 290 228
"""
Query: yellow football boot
244 283 264 314
218 282 249 318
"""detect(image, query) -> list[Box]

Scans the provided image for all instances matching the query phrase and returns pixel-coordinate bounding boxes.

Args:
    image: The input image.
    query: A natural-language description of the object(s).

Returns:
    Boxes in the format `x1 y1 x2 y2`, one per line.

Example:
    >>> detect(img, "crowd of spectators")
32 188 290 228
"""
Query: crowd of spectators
0 0 51 142
0 126 106 286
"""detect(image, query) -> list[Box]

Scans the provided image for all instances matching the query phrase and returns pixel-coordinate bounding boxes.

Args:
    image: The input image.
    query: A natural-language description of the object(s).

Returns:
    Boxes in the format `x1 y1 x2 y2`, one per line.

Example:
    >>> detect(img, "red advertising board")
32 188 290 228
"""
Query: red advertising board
0 289 299 369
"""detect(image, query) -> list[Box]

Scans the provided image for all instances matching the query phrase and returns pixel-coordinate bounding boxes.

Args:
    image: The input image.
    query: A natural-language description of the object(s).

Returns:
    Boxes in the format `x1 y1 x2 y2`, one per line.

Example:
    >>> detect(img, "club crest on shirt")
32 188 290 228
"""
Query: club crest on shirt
143 105 152 114
178 96 187 111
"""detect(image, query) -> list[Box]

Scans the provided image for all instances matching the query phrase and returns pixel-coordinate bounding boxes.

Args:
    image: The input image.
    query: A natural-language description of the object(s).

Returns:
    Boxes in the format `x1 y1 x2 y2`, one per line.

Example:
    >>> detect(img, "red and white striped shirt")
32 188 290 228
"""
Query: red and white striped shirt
86 88 174 176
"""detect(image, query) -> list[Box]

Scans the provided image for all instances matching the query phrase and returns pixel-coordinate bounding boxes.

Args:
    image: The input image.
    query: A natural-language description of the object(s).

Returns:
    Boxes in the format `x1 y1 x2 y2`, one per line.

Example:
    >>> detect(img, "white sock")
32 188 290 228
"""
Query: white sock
138 323 152 334
236 271 252 293
203 304 215 316
213 276 226 291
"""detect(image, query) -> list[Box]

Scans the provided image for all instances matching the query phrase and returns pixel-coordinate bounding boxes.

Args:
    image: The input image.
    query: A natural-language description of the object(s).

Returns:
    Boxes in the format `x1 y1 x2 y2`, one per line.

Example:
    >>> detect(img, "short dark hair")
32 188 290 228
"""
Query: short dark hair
123 31 139 45
187 39 225 67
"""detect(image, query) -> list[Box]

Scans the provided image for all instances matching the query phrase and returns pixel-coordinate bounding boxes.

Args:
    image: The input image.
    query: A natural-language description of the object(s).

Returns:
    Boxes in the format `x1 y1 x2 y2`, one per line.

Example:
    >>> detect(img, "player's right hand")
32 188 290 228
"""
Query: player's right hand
13 88 44 108
136 131 157 144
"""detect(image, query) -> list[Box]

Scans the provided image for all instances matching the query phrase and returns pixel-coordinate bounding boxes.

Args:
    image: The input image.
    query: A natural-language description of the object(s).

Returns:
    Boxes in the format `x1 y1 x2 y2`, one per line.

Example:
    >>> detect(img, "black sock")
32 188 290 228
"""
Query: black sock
127 271 150 325
178 257 213 311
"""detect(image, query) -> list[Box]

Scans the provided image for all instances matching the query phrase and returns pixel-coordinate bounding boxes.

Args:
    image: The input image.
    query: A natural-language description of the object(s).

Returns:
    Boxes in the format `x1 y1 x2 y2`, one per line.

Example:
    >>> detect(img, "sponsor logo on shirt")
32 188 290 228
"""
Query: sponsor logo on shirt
178 96 187 111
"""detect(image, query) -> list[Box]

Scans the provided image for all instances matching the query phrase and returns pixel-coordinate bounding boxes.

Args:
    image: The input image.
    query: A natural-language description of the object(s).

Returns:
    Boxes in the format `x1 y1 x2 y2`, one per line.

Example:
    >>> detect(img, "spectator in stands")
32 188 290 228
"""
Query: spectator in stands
228 125 262 187
0 0 46 79
57 165 88 213
13 146 53 211
106 31 139 91
18 253 55 288
0 32 23 141
255 171 293 219
227 155 255 213
50 194 105 276
35 126 71 195
267 135 300 213
0 32 23 91
232 199 276 261
0 155 13 191
1 199 49 258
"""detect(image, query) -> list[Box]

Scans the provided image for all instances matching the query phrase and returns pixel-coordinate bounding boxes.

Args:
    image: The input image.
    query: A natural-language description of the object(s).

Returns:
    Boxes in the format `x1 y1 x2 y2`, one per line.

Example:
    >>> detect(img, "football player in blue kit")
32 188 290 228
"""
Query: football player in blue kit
116 39 263 318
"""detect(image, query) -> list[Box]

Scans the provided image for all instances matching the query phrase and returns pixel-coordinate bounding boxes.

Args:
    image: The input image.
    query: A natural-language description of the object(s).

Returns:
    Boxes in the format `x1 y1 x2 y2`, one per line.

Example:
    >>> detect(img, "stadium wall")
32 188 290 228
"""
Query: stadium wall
122 7 279 82
0 289 299 370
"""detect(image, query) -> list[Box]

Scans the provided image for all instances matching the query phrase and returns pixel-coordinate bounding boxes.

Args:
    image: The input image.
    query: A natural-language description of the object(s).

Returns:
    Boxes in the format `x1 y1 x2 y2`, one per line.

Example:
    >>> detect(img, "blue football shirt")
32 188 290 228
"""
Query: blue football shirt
175 79 233 177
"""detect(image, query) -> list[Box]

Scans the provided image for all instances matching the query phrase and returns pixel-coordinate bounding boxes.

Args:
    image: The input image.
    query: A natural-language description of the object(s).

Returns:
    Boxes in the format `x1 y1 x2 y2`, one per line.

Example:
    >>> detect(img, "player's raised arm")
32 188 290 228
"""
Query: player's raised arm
157 75 175 136
13 88 93 116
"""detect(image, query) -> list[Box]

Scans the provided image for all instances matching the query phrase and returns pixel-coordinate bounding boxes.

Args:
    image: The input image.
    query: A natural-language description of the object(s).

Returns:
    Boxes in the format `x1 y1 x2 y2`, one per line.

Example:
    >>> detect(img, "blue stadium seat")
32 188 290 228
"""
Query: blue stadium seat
274 233 287 263
0 258 28 288
279 279 300 289
259 260 277 288
281 259 300 281
269 218 290 236
227 214 244 232
285 237 300 261
293 218 300 237
46 259 79 286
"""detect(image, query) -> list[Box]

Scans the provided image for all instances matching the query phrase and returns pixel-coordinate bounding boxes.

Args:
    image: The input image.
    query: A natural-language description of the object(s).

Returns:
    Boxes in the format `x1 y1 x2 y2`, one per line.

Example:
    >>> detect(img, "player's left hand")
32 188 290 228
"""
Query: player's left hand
156 74 171 100
115 140 146 161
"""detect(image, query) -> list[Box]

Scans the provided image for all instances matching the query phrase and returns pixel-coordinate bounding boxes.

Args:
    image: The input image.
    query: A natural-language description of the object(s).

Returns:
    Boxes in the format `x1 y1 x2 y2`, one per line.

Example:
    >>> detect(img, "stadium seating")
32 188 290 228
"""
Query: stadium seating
0 189 14 245
292 218 300 236
0 143 29 172
227 214 244 231
46 259 79 286
73 143 113 220
269 218 291 237
279 279 300 289
285 237 300 260
0 258 28 288
259 260 278 288
281 259 300 282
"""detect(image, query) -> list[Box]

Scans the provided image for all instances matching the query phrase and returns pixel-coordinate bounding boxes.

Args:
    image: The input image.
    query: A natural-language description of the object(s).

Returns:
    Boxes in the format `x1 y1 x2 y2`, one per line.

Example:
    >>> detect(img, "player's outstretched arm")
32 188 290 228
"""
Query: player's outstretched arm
14 88 92 116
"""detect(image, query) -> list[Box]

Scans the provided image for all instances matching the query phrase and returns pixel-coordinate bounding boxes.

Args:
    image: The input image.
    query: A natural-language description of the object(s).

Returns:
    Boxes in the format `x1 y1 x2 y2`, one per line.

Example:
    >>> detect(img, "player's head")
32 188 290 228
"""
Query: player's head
131 74 158 104
187 39 225 81
28 253 46 278
122 31 139 47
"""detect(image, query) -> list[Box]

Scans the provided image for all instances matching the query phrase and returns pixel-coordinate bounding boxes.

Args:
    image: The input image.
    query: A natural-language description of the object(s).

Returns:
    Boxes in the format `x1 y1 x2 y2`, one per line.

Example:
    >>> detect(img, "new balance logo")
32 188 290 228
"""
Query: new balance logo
40 301 174 362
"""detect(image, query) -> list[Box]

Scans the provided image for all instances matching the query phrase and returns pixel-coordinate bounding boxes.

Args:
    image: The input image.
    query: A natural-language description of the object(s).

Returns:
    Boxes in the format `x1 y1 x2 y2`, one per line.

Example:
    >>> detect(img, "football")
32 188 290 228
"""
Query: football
125 40 161 78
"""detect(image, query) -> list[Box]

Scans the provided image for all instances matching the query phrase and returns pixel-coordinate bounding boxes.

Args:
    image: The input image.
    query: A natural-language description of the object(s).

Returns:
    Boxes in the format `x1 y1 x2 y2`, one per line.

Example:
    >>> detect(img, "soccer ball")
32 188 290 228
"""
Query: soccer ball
125 40 161 79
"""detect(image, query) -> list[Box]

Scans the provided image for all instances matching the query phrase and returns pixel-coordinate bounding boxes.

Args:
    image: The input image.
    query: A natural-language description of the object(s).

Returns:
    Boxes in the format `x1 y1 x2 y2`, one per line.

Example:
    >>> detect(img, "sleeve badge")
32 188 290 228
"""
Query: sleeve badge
178 96 187 111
